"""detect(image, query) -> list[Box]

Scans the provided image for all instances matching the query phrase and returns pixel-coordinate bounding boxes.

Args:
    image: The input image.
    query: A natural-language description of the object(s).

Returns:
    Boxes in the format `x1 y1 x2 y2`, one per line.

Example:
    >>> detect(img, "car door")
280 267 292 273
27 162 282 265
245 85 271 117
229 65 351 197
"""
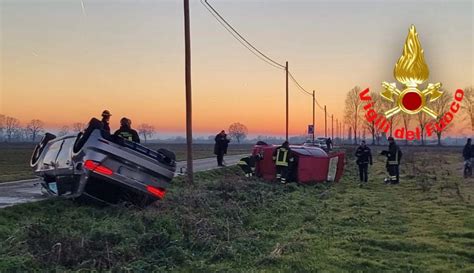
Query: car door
55 137 75 175
40 140 63 176
54 137 77 194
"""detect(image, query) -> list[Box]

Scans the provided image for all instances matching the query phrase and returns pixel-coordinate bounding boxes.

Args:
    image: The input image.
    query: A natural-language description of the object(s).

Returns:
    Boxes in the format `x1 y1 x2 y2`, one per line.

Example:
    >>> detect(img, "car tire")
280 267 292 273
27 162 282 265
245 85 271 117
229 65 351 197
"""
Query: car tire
30 133 56 167
73 118 103 154
72 131 85 154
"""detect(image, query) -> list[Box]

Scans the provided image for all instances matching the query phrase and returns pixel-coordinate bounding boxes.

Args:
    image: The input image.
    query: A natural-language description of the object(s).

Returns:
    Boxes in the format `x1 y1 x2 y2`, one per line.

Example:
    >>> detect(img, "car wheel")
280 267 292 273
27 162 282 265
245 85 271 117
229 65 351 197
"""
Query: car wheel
30 133 56 167
73 118 103 154
73 132 85 154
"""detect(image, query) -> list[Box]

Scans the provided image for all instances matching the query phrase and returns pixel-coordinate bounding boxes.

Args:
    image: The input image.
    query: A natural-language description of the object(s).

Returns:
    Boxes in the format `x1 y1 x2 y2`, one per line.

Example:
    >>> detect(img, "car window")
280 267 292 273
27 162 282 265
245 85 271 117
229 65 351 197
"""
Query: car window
42 140 63 166
56 137 75 167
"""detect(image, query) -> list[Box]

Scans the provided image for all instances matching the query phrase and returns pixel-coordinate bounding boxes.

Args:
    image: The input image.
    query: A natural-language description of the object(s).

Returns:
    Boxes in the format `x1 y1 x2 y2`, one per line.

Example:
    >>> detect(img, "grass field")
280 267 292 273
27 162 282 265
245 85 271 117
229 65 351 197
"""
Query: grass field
0 146 473 272
0 143 251 183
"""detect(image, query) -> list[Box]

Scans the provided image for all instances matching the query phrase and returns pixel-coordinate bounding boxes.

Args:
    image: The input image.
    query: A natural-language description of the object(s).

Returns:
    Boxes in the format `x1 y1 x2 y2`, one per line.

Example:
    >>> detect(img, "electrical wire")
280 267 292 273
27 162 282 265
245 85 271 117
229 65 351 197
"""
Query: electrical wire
315 99 325 111
201 0 336 119
288 71 312 96
201 0 285 70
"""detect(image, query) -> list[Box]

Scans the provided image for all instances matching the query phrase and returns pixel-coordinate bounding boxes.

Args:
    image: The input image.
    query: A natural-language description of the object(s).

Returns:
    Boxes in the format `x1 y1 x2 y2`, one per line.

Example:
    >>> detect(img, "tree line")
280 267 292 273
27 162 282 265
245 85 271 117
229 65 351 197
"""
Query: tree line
0 115 252 145
344 86 474 145
0 115 158 143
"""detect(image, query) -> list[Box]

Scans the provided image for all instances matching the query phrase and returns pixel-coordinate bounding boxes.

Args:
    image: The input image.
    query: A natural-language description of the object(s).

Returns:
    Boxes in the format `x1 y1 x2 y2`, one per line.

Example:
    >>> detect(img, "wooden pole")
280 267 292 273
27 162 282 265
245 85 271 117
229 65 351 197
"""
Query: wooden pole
331 114 334 140
324 105 327 138
285 61 289 141
342 123 345 143
184 0 193 183
312 90 315 142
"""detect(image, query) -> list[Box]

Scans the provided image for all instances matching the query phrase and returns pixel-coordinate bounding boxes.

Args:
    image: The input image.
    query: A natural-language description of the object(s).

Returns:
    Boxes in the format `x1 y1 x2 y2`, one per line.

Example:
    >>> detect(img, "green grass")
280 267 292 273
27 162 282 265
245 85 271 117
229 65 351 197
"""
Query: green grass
0 143 36 182
0 143 251 183
0 147 473 272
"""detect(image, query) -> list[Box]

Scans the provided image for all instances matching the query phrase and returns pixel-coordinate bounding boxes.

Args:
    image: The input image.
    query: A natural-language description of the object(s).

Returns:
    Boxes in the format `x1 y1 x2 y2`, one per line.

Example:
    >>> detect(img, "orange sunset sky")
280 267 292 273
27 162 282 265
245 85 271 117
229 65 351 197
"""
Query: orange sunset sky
1 0 473 137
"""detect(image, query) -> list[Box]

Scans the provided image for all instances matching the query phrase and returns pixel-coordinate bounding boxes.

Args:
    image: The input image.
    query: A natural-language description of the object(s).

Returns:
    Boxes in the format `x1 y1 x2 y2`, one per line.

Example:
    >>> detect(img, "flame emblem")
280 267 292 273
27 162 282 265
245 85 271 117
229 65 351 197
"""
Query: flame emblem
381 25 443 118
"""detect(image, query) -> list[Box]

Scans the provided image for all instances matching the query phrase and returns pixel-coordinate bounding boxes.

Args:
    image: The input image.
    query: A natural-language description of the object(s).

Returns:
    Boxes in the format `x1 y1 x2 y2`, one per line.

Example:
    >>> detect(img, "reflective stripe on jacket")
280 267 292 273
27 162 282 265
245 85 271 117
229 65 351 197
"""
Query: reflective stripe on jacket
275 148 289 167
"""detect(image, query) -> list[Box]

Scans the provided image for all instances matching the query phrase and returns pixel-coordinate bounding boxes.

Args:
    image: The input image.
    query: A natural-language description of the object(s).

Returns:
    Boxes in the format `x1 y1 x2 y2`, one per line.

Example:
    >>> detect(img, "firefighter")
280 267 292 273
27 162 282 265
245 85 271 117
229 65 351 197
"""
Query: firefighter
355 140 372 183
238 153 263 177
381 136 402 184
273 141 294 184
101 110 112 133
463 138 472 178
114 117 140 143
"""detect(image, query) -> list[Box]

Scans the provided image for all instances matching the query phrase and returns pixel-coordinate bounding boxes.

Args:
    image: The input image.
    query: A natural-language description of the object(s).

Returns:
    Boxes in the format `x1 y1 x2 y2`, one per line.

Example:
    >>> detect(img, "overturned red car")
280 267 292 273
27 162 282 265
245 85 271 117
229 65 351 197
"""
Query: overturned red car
252 143 345 183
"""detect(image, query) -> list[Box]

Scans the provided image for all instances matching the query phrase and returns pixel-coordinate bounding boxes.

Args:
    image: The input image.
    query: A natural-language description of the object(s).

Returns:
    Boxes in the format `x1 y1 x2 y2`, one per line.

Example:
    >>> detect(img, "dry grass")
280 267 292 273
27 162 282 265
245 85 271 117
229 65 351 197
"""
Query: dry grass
0 146 473 272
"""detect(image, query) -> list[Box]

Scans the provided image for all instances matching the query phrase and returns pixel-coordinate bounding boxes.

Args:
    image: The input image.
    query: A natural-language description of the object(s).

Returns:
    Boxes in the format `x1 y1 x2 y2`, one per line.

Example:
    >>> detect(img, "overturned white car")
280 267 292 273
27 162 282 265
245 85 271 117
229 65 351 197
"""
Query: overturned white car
30 122 176 206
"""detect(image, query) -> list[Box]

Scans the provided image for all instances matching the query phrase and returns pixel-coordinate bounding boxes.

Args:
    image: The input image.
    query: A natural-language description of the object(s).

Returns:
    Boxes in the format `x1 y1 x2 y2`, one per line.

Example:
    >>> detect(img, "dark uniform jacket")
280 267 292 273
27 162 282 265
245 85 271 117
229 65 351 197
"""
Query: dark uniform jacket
114 126 140 143
381 143 402 165
355 146 372 165
214 134 230 155
273 146 294 167
238 154 262 168
326 138 332 149
102 119 111 133
463 144 472 160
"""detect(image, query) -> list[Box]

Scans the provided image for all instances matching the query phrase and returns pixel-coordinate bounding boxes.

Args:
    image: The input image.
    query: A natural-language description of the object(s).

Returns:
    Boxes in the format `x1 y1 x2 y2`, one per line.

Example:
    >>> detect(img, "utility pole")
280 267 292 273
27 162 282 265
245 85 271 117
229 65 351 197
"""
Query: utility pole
285 61 289 141
342 123 345 143
339 121 342 142
336 118 338 142
312 90 315 142
324 105 327 138
331 114 334 140
184 0 193 183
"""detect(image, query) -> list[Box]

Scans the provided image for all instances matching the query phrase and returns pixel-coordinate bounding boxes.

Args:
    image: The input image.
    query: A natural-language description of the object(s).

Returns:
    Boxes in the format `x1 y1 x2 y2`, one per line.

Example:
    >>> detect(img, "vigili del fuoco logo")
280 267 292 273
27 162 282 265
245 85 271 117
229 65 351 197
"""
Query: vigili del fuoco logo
360 25 465 141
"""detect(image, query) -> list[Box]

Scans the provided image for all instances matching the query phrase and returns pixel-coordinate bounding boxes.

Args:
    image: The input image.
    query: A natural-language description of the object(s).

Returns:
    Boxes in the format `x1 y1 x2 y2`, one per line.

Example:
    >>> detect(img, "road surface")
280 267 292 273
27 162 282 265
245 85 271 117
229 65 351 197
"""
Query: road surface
0 154 246 208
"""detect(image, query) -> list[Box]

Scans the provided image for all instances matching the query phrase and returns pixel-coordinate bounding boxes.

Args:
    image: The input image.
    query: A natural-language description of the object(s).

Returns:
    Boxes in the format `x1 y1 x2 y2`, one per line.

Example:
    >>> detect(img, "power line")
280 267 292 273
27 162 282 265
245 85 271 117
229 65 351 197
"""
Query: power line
288 71 312 96
201 0 285 69
201 0 337 121
288 70 327 112
315 99 325 111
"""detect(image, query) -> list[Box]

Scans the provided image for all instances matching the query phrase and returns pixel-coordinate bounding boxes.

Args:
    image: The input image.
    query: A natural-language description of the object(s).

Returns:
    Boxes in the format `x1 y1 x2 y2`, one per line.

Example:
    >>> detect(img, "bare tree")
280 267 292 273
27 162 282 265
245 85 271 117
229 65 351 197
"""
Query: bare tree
58 126 71 136
17 127 29 142
400 113 412 145
0 114 5 140
5 116 20 142
228 122 248 143
379 96 401 137
416 112 430 145
362 91 384 145
344 86 363 144
431 89 452 146
72 122 86 133
461 86 474 132
26 119 45 142
138 124 155 143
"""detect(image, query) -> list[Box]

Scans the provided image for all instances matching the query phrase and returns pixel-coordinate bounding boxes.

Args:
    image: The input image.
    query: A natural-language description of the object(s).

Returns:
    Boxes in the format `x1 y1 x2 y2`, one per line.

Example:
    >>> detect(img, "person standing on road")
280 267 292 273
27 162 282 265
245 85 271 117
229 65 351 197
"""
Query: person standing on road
381 136 402 184
114 118 140 143
355 140 372 183
101 110 112 133
273 141 294 184
463 138 472 178
326 137 332 151
214 130 230 167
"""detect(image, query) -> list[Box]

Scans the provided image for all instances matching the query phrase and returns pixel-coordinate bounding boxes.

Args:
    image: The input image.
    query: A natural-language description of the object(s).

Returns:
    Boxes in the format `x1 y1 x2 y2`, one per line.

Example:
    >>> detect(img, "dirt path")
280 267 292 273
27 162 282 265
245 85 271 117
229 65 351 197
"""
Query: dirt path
0 154 247 208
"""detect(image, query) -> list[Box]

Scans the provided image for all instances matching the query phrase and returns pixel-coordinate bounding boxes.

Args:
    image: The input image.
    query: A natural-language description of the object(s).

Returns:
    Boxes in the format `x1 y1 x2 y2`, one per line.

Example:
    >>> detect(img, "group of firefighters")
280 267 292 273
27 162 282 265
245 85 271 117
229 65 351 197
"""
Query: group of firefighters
86 110 141 143
237 136 404 185
354 136 402 184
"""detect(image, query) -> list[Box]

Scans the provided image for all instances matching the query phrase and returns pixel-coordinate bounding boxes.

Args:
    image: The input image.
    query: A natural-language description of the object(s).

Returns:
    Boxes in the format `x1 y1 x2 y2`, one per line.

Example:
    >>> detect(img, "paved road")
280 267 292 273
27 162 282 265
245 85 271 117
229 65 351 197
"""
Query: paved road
0 154 246 208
